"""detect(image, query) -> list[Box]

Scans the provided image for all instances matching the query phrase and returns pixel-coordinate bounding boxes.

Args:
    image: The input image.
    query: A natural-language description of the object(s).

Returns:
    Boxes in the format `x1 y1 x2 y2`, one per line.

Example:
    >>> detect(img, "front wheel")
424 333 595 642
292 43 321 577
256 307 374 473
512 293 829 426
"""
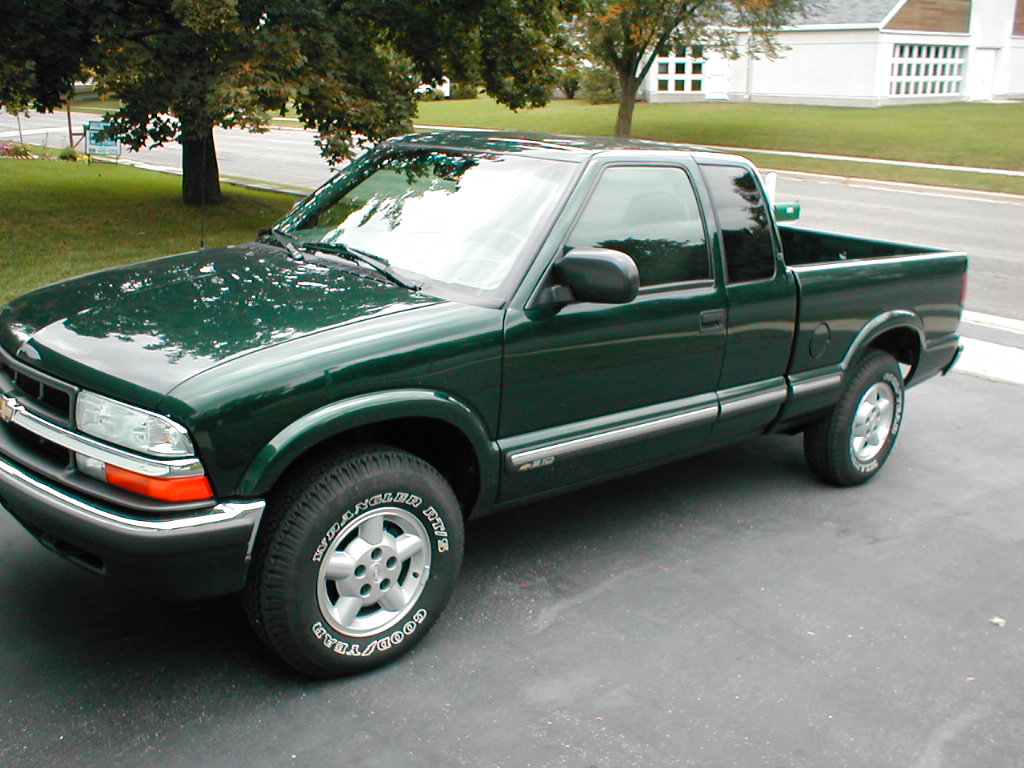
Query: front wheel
243 446 464 677
804 350 905 487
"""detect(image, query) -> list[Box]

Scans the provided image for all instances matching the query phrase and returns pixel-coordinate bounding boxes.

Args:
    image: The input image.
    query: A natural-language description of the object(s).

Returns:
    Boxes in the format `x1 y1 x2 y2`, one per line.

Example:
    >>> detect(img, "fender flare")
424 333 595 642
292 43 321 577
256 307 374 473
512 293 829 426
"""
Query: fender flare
841 310 925 373
236 389 500 501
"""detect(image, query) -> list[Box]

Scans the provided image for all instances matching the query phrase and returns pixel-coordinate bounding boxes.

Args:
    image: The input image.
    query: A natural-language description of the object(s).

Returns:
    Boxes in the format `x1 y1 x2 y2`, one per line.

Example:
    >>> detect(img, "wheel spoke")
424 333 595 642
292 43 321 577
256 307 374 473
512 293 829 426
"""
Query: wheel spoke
323 551 356 581
394 532 425 561
359 515 385 545
330 595 363 628
377 584 408 612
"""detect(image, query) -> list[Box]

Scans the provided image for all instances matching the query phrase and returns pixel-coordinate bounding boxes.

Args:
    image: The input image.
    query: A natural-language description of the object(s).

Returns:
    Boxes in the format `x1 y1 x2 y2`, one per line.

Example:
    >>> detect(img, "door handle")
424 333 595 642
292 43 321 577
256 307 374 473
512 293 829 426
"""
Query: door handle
700 309 727 333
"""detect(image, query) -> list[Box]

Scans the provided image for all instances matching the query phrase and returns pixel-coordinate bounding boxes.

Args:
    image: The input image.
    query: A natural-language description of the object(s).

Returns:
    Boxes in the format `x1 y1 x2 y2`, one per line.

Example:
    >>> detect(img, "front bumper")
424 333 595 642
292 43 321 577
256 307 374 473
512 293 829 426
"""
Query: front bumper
0 455 265 600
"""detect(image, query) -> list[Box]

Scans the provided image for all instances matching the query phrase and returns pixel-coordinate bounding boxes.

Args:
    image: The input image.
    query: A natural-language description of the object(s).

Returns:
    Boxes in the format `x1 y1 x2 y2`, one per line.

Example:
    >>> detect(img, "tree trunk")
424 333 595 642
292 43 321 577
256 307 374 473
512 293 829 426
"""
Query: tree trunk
614 74 640 138
181 125 223 206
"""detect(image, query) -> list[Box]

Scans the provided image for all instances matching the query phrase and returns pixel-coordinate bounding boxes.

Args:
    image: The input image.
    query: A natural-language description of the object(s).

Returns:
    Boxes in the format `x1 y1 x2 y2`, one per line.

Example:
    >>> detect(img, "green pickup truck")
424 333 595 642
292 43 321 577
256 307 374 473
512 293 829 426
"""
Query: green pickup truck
0 132 966 676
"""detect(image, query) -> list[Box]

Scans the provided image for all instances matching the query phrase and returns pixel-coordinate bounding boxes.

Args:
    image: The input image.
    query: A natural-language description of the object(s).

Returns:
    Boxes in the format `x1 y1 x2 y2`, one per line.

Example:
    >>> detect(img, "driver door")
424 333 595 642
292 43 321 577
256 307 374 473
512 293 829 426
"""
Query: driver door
498 160 727 502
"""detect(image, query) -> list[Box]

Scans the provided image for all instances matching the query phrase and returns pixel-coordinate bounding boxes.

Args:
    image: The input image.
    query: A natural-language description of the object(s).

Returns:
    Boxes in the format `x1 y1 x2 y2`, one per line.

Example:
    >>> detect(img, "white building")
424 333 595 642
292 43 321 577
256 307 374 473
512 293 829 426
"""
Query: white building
642 0 1024 106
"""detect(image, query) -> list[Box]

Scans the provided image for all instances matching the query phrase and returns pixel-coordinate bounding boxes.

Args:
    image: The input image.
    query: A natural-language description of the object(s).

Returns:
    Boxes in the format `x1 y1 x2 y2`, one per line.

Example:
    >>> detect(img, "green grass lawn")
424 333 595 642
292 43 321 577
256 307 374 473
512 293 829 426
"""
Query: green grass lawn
415 98 1024 194
68 95 123 115
0 160 295 306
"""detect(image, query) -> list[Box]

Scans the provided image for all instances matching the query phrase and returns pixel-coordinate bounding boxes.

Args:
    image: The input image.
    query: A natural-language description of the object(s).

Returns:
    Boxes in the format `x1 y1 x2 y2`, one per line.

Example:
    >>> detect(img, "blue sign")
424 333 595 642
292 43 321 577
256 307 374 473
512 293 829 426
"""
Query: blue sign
85 121 121 156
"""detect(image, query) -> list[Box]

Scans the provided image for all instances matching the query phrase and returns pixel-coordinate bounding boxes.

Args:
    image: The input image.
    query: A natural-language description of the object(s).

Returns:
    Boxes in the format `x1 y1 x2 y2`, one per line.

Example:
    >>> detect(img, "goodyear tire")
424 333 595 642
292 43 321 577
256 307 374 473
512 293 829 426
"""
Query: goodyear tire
244 446 463 677
804 350 905 487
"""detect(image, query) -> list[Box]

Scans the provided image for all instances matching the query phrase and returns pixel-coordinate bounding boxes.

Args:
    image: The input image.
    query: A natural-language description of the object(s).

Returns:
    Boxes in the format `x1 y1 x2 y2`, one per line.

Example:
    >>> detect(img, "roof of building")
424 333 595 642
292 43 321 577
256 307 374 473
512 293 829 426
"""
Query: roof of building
793 0 901 26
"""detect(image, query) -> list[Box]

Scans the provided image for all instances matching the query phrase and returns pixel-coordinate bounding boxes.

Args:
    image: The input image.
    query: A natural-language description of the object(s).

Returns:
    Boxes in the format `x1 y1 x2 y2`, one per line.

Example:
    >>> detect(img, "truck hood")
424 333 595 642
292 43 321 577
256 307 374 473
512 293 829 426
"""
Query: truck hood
0 245 441 408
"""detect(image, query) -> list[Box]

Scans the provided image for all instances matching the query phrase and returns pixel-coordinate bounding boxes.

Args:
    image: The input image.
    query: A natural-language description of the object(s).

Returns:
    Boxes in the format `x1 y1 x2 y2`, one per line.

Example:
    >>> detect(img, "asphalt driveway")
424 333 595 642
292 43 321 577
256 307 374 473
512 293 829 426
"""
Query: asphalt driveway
2 370 1021 767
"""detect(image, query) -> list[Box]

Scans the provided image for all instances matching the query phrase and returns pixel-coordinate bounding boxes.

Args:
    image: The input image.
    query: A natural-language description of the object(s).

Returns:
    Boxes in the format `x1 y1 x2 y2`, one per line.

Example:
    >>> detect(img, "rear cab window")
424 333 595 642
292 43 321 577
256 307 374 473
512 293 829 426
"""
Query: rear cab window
699 164 776 283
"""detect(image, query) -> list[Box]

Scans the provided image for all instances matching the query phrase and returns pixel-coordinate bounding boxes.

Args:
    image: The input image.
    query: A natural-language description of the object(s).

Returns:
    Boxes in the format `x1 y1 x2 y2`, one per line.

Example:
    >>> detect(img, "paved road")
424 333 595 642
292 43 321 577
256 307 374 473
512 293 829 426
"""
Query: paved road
774 174 1024 322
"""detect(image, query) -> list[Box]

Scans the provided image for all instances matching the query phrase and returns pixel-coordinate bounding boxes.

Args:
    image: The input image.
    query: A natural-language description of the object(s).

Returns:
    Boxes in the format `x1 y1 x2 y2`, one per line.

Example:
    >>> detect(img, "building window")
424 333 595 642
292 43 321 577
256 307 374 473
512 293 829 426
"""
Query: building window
651 47 707 95
889 43 965 97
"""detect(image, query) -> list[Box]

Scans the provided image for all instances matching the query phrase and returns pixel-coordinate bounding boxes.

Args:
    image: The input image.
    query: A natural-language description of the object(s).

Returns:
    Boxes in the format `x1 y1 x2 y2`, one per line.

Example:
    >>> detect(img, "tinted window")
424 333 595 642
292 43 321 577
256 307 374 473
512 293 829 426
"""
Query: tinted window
565 166 709 287
701 164 775 283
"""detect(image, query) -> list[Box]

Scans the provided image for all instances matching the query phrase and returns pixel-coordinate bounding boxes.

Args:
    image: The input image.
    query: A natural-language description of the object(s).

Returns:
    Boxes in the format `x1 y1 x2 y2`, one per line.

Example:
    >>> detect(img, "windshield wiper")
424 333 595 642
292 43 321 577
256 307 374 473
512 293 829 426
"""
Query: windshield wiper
260 227 305 262
299 241 420 291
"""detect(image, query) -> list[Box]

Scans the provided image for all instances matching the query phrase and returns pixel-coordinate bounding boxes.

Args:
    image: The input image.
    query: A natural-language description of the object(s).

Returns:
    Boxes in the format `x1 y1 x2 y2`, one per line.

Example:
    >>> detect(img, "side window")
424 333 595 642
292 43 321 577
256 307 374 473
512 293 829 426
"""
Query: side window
565 166 709 287
701 164 775 283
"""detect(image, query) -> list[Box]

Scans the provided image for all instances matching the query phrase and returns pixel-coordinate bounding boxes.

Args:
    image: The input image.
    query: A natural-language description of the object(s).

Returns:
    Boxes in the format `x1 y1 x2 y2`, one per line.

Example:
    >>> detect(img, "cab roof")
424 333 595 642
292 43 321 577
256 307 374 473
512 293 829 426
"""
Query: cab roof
391 129 743 165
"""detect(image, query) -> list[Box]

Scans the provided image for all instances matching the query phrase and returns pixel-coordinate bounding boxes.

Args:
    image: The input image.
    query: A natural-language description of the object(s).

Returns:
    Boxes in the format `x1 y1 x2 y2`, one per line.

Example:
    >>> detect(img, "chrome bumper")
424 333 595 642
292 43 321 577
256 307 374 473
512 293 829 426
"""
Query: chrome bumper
0 454 265 599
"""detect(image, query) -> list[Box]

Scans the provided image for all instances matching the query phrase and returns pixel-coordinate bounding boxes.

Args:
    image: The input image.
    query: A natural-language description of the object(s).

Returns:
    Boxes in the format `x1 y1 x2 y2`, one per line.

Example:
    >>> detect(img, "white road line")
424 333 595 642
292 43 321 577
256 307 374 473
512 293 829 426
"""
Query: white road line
962 311 1024 335
774 172 1024 206
954 337 1024 386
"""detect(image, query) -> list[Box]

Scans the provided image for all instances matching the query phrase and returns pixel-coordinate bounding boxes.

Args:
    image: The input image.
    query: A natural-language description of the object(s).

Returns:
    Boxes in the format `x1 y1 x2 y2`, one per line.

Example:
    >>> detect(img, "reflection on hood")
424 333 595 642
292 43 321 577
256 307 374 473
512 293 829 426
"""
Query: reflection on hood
0 244 440 402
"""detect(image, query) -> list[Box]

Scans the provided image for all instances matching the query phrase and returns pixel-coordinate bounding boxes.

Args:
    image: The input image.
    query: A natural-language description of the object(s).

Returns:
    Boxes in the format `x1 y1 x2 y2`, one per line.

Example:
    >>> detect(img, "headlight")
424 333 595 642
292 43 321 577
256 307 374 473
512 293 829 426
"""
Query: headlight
75 391 195 458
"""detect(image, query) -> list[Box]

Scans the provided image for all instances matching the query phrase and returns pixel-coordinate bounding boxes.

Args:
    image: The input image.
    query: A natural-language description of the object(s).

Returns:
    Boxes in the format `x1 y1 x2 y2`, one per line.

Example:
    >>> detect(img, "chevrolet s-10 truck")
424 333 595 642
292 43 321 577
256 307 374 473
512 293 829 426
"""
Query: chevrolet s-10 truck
0 132 966 676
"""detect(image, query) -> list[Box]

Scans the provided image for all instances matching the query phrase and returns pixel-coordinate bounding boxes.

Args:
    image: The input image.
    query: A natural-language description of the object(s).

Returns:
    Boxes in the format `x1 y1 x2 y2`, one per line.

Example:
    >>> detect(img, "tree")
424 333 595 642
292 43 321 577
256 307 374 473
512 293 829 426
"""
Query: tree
575 0 812 138
1 1 573 205
0 0 104 113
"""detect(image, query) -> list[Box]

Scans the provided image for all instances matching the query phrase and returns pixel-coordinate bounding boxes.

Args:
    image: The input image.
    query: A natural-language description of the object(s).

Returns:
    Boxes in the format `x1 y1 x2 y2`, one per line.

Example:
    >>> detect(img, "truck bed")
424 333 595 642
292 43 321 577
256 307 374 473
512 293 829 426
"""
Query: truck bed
778 225 966 388
779 226 937 266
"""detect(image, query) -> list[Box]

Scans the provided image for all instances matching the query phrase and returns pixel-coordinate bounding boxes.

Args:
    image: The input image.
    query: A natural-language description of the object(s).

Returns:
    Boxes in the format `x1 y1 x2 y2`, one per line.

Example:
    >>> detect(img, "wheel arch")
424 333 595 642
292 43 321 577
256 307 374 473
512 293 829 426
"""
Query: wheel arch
237 390 499 516
844 311 924 382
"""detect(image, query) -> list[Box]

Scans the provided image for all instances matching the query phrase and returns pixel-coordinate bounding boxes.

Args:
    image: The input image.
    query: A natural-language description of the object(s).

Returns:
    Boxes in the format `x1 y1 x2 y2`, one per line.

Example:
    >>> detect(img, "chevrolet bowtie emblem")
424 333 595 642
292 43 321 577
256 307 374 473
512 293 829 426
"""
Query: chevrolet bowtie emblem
0 394 19 423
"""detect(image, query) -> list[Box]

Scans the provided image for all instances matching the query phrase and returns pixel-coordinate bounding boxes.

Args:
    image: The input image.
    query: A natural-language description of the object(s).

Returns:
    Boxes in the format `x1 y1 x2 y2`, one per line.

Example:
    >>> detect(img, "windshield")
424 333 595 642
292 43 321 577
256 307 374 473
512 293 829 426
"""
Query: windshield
275 148 576 295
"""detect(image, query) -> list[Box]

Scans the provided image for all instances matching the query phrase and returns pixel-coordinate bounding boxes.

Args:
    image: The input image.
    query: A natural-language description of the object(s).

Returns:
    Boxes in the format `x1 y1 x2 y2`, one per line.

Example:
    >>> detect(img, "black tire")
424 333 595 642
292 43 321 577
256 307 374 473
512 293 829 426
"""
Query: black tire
804 350 905 487
243 445 464 677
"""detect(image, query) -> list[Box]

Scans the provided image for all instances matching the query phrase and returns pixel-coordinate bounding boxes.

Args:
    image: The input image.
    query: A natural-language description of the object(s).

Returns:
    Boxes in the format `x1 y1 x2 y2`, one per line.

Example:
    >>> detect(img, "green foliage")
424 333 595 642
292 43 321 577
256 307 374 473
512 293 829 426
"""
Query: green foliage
581 67 619 104
0 0 574 203
0 0 102 112
59 146 80 161
415 87 447 102
558 65 582 99
0 141 31 157
573 0 811 136
449 82 480 100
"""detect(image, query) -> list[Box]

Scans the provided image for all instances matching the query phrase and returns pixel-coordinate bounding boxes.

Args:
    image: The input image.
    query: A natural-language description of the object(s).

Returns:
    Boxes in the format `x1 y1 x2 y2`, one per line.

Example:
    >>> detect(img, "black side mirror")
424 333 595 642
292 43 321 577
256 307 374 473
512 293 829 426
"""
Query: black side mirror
552 247 639 305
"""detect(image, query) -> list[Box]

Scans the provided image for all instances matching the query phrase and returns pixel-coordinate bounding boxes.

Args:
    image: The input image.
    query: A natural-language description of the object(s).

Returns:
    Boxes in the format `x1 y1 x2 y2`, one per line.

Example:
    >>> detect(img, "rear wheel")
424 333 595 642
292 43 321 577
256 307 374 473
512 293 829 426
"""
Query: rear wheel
804 350 904 486
244 445 463 677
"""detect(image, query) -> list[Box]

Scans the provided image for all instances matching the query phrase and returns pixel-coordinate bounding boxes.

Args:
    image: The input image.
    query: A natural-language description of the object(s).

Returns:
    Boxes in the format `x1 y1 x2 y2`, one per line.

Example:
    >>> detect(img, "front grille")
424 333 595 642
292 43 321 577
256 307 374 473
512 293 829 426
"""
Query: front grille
0 346 76 426
1 345 78 472
7 421 72 467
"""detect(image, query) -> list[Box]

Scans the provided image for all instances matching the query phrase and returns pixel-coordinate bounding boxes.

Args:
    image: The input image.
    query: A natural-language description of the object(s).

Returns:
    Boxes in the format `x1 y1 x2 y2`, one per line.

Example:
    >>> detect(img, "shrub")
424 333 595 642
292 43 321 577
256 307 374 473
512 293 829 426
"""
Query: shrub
558 66 582 99
415 86 446 101
59 146 80 162
1 142 32 158
581 67 620 104
449 82 479 100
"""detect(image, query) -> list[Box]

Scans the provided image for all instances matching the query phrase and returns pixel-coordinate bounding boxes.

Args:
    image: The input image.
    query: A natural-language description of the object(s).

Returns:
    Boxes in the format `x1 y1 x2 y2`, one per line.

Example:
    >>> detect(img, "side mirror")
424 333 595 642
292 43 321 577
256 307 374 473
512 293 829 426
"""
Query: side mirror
774 201 801 221
555 247 639 305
